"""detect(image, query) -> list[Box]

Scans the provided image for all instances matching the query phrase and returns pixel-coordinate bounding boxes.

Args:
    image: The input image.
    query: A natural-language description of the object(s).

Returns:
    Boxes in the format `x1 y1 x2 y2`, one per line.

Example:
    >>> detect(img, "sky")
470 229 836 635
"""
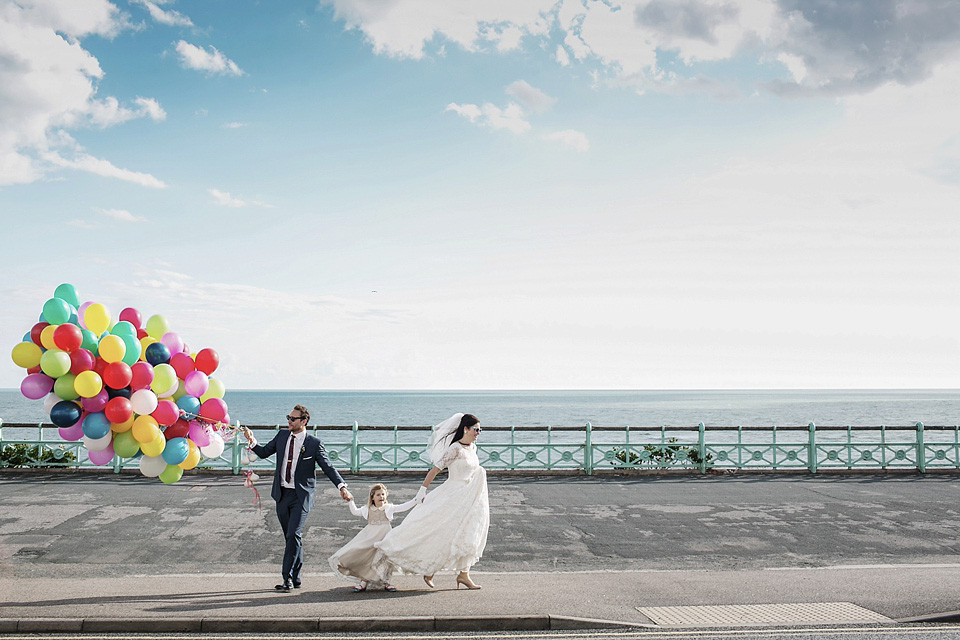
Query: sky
1 0 959 391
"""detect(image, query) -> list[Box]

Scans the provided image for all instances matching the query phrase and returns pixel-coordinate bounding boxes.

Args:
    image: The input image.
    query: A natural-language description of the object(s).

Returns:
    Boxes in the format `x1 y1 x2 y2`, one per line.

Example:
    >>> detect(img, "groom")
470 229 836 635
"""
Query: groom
241 405 352 592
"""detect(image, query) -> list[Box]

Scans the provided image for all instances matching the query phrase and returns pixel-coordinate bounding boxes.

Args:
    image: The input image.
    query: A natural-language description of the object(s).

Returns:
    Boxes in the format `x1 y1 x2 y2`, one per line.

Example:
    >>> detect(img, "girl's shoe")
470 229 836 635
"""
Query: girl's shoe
423 575 435 588
456 574 481 590
352 583 367 593
384 584 397 592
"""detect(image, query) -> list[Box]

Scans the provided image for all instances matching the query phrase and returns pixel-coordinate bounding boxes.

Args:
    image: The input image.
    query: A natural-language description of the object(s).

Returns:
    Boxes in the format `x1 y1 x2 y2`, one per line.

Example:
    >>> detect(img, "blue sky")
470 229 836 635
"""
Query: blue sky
2 0 959 390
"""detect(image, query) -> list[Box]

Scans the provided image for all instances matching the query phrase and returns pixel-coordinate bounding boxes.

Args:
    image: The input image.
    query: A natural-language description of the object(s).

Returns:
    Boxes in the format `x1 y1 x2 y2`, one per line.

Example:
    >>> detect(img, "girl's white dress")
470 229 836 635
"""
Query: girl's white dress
329 497 418 586
373 442 489 580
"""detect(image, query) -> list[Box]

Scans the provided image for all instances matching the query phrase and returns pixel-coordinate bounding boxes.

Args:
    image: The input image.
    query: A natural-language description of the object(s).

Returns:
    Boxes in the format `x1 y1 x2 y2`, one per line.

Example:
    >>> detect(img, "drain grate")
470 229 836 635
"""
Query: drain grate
637 602 893 627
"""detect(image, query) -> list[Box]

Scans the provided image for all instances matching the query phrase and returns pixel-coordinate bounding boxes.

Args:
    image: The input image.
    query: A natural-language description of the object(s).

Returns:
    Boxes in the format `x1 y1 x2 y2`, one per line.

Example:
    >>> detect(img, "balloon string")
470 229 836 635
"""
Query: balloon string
177 410 237 441
243 470 262 510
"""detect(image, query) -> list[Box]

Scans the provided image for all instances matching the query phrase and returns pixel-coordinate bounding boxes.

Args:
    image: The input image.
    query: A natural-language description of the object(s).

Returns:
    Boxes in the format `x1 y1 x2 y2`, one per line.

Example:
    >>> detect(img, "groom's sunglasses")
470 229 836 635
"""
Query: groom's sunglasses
286 415 304 422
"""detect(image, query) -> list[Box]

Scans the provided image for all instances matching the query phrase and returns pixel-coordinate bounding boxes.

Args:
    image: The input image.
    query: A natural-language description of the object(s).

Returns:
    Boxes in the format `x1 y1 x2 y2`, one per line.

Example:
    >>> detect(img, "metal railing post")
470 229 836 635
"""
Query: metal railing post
231 420 242 474
698 422 706 473
584 422 593 475
808 422 817 473
351 421 359 474
917 422 926 473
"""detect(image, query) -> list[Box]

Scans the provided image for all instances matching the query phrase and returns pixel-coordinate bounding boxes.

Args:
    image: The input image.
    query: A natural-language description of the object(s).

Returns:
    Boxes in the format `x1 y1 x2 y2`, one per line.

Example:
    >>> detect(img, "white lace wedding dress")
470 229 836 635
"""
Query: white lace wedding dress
373 441 489 580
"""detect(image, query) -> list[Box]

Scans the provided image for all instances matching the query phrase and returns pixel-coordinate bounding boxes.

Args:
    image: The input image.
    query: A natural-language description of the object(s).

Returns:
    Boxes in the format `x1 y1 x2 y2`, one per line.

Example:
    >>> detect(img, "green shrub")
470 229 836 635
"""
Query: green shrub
613 438 713 468
0 444 77 467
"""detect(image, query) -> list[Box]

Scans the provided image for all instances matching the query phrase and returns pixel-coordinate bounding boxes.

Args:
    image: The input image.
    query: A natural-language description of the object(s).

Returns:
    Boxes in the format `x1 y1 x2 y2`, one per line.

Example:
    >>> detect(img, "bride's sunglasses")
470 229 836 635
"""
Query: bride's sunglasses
469 425 482 434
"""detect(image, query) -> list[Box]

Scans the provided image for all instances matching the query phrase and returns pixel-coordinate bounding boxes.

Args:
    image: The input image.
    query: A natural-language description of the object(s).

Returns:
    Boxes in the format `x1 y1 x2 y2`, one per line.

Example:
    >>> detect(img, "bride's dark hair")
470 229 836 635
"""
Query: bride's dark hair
447 413 479 444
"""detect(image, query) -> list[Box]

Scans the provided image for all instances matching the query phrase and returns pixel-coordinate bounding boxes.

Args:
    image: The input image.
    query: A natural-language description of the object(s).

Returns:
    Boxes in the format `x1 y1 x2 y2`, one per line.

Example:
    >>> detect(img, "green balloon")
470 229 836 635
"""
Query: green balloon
54 373 79 400
111 321 137 338
43 298 71 325
159 465 183 484
80 329 99 354
112 430 140 458
39 349 71 378
54 283 80 308
120 333 141 366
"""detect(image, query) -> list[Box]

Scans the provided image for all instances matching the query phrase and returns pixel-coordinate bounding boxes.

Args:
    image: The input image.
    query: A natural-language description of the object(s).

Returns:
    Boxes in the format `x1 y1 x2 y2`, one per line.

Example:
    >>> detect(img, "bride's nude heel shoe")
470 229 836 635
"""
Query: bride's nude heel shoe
423 575 435 588
456 574 481 590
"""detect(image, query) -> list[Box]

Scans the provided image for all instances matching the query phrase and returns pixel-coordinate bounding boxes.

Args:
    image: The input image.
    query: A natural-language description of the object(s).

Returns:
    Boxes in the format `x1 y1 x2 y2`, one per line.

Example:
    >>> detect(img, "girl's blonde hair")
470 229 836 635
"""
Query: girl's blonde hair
367 483 388 508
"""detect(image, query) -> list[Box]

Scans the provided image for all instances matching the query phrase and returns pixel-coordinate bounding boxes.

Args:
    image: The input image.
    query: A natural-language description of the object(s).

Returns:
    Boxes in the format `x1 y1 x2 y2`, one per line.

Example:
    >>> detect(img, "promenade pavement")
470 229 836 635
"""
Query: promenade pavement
2 470 960 633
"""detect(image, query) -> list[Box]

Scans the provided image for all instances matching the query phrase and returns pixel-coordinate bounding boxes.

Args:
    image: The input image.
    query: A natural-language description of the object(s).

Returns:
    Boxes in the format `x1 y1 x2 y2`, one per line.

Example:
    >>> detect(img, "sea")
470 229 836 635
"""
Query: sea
2 388 957 442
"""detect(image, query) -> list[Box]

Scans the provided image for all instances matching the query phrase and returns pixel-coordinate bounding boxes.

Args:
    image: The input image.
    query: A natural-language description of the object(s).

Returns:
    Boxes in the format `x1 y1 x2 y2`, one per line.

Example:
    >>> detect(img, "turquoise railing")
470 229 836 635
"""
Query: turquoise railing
1 420 958 475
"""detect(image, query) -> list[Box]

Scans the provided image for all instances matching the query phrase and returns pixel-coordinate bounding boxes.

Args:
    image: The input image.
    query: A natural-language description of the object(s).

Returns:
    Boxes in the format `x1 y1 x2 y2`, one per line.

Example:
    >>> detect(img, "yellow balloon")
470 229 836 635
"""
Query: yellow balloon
74 370 103 398
171 378 187 401
140 432 166 457
111 415 135 433
146 314 170 341
132 415 160 443
84 303 111 336
178 441 201 470
139 336 157 361
200 377 226 402
11 341 43 368
40 324 59 350
98 335 126 364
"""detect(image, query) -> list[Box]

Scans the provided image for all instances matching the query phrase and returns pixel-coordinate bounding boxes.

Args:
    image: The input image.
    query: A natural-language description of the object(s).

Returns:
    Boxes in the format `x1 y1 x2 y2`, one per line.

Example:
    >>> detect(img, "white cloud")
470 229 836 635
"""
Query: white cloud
132 0 193 27
96 207 147 222
446 102 530 134
542 129 589 152
208 188 272 208
43 149 167 188
0 0 165 187
221 121 249 129
505 80 555 113
323 0 960 98
174 40 244 76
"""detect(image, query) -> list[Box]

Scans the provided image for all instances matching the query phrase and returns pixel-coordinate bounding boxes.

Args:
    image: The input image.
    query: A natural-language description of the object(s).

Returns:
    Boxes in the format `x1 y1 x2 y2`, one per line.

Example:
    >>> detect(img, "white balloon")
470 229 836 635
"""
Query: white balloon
83 432 113 452
43 392 60 414
139 454 167 477
130 389 158 415
199 432 225 458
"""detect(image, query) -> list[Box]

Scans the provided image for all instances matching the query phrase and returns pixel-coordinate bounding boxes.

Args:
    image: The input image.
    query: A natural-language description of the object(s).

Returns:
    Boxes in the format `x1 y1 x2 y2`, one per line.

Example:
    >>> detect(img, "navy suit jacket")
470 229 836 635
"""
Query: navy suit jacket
251 430 344 512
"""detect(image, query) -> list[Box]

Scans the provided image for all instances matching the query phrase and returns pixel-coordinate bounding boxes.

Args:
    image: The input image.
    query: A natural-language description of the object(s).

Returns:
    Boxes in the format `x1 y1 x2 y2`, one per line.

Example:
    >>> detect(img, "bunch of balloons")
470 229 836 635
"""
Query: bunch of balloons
10 284 231 484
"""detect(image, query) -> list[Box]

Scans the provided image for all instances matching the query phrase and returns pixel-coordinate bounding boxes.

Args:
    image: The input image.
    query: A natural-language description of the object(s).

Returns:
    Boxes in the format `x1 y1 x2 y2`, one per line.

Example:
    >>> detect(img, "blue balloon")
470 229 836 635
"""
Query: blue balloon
82 412 111 439
145 342 171 366
161 437 189 465
50 401 82 428
176 395 201 416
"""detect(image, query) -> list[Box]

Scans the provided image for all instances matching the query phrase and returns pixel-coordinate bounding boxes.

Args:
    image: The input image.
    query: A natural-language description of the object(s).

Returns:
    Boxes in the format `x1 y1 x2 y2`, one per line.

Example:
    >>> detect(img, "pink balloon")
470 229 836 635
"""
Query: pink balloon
130 362 154 390
199 397 227 422
184 370 209 397
59 419 84 442
160 332 183 355
152 399 180 427
77 301 93 329
87 442 115 466
81 389 110 413
21 373 54 400
188 420 211 447
119 307 142 328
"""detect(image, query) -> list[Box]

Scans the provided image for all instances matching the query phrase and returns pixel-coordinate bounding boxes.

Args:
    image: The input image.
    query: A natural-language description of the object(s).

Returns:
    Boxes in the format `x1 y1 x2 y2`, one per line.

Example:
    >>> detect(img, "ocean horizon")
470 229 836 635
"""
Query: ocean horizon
2 388 957 428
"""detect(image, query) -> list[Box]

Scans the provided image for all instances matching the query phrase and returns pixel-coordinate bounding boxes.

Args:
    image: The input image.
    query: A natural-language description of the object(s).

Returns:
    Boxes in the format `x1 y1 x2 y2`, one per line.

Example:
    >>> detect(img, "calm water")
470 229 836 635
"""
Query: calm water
2 388 957 427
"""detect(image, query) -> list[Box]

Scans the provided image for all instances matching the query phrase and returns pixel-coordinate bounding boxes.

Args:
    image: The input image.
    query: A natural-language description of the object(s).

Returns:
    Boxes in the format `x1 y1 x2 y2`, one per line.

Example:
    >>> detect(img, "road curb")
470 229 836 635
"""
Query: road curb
1 615 643 634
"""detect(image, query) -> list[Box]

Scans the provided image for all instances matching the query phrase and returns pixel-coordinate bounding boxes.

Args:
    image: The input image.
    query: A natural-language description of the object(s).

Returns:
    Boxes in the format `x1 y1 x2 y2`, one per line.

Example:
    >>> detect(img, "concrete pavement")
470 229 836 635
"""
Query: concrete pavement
2 470 960 632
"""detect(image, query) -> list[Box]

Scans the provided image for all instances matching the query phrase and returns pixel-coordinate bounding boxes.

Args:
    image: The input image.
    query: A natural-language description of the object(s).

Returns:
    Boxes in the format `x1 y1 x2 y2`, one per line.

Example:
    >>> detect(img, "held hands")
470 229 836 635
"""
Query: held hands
340 486 353 502
416 486 427 504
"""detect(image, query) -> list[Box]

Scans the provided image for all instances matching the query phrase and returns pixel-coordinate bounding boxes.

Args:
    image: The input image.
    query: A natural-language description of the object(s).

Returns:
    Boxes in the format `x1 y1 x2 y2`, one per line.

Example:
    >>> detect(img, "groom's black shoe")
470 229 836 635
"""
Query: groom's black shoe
275 581 293 592
293 582 302 589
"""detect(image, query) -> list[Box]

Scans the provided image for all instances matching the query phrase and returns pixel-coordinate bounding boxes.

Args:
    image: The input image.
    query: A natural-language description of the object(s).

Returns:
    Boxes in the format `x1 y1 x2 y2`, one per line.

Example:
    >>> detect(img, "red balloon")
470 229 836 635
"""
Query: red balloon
27 365 42 374
30 322 50 347
130 362 154 390
169 352 196 379
119 307 142 328
93 357 109 376
136 328 148 340
195 348 219 375
164 418 190 440
69 348 96 375
152 399 180 426
102 362 133 389
104 396 133 424
53 323 82 352
199 397 227 422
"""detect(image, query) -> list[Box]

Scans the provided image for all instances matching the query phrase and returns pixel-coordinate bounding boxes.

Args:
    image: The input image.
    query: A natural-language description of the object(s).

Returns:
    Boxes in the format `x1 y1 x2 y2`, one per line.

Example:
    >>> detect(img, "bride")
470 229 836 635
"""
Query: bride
373 413 489 590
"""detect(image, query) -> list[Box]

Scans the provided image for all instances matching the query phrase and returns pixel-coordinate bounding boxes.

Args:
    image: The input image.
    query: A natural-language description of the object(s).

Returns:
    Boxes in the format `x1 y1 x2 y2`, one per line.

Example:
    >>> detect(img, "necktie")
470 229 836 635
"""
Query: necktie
285 435 295 483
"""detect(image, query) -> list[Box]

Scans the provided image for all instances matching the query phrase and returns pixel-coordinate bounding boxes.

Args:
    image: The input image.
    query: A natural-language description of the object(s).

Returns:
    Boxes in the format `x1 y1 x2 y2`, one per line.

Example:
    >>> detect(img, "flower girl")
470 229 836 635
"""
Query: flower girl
329 483 418 591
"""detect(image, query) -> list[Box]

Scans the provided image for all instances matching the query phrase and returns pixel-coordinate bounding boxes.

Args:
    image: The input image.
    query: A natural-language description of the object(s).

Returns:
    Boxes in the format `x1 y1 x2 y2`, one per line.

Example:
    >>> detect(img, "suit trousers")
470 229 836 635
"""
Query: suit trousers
277 488 310 583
